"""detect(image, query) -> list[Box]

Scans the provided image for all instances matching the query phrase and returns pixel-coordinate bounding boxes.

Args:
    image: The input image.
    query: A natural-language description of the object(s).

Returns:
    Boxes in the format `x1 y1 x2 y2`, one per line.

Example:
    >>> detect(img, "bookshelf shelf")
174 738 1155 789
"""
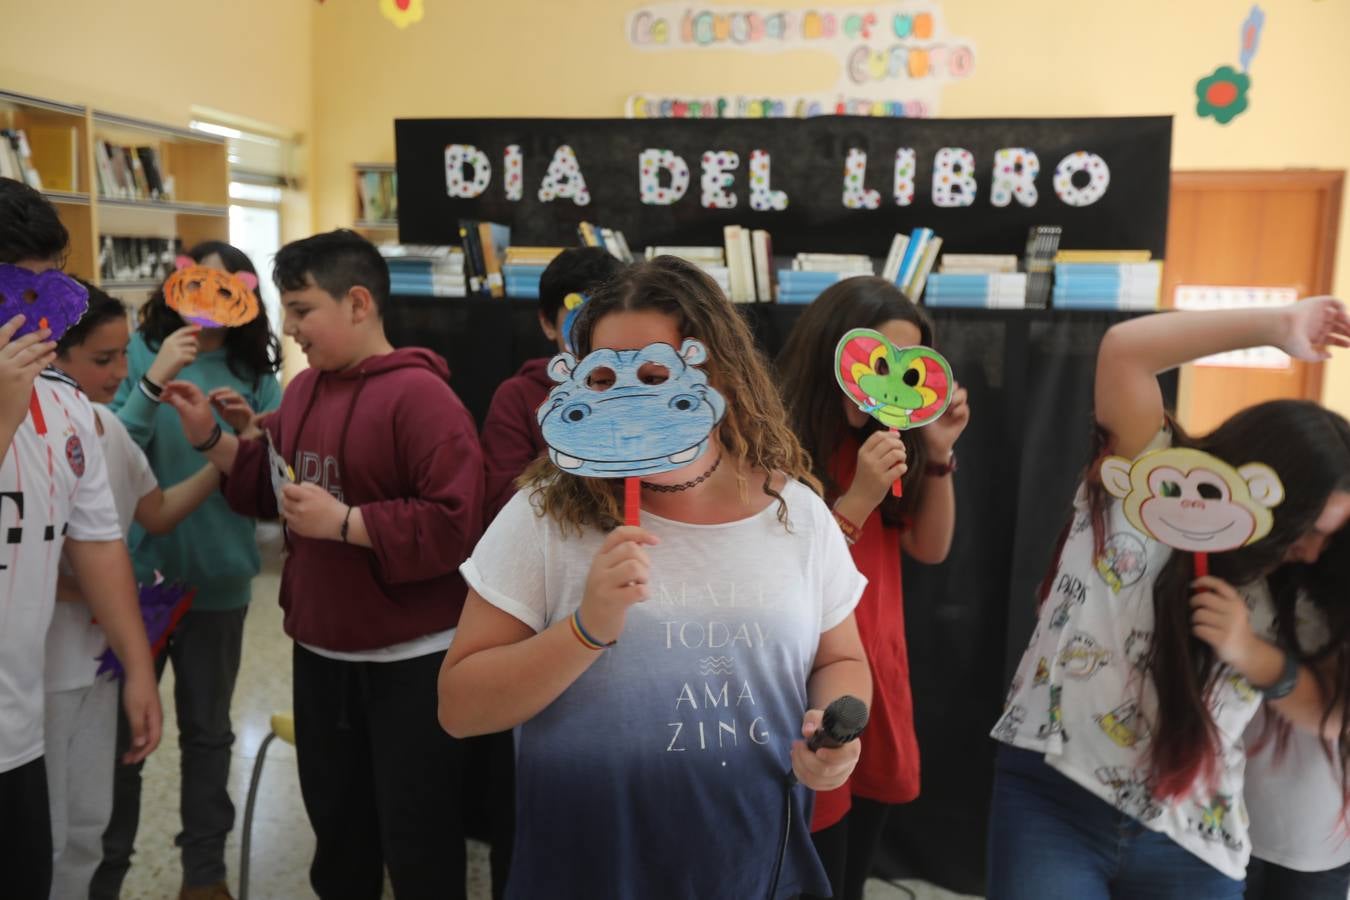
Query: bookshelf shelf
0 90 85 118
355 219 399 229
42 190 91 206
97 196 228 217
354 163 397 234
91 111 223 145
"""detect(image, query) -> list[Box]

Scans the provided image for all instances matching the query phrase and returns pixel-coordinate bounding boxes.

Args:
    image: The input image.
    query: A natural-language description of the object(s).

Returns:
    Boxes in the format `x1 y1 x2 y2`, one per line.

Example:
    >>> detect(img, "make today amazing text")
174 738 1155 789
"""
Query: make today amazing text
445 143 1111 210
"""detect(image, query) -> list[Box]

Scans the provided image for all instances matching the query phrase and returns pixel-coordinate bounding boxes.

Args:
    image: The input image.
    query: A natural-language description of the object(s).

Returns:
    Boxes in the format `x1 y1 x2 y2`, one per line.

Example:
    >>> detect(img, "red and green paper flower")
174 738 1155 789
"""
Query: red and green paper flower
380 0 424 28
1195 65 1250 125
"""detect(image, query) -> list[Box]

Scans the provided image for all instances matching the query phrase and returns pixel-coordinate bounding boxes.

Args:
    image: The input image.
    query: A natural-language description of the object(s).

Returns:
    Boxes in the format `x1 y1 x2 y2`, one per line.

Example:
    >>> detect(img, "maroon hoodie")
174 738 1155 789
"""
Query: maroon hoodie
225 347 484 652
480 357 553 522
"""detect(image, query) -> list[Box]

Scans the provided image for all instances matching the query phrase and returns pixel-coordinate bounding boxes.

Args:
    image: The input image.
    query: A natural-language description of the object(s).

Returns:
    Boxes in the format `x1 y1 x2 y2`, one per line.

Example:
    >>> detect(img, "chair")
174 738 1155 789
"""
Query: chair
238 712 296 900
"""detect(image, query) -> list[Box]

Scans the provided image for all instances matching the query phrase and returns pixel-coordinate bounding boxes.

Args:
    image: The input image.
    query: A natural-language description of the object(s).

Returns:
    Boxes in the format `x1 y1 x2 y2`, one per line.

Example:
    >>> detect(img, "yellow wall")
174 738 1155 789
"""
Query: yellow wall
0 0 312 137
309 0 1350 415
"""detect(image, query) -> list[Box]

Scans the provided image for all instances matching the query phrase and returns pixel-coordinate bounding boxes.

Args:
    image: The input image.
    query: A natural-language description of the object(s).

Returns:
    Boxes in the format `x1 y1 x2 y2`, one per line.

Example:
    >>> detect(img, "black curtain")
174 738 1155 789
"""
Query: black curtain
383 299 1176 896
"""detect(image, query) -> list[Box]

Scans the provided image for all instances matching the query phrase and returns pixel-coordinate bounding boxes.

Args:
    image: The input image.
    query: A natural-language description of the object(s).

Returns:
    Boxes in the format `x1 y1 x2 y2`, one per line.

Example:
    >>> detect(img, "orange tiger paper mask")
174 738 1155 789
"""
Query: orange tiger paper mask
164 258 261 328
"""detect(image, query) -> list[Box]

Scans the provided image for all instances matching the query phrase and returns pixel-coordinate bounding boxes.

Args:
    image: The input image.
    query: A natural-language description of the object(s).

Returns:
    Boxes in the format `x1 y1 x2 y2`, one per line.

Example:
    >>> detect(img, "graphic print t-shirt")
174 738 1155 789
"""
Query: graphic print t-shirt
0 372 120 772
462 480 866 900
991 435 1272 880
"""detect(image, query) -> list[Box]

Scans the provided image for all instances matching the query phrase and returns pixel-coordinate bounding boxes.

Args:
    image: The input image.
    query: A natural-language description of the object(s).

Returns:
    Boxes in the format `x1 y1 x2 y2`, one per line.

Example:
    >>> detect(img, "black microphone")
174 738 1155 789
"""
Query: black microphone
806 695 869 751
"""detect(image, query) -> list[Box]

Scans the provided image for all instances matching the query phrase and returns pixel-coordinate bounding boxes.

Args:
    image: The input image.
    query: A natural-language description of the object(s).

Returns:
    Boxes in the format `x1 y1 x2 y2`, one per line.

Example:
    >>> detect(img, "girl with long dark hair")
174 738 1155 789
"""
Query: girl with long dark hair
988 297 1350 898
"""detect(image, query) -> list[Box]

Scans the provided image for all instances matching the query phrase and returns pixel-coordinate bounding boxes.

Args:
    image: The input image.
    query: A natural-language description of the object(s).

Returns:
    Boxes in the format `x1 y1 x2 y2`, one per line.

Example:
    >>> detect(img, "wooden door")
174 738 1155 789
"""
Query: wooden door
1163 170 1343 434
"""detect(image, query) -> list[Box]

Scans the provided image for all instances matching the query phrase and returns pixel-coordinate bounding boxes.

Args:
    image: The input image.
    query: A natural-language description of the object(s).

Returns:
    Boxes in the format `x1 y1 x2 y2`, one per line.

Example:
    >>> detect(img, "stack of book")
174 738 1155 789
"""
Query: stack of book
721 225 775 303
380 245 466 298
1023 226 1063 309
880 228 943 301
0 129 43 189
458 220 510 298
99 236 182 284
578 222 636 264
94 141 169 201
502 246 564 299
924 253 1025 308
1052 251 1160 310
778 253 874 304
645 246 730 295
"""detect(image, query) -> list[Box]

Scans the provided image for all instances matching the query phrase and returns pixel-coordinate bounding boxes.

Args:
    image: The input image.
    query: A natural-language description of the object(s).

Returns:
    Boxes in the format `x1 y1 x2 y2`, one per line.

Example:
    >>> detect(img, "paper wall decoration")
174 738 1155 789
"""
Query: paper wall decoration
164 259 261 328
380 0 424 29
1174 285 1296 369
625 4 976 119
1195 6 1262 125
0 264 89 342
96 574 195 678
538 339 726 524
835 327 954 497
1101 446 1284 576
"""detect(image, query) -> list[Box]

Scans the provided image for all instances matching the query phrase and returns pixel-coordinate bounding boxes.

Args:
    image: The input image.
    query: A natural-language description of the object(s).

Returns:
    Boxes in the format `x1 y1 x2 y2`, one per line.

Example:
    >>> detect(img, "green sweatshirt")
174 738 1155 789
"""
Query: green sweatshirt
111 331 282 610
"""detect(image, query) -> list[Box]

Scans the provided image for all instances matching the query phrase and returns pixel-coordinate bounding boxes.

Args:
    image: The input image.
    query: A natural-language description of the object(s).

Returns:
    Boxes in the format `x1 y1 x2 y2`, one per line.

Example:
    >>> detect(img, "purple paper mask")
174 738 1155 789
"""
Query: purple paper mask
95 577 195 678
0 264 90 343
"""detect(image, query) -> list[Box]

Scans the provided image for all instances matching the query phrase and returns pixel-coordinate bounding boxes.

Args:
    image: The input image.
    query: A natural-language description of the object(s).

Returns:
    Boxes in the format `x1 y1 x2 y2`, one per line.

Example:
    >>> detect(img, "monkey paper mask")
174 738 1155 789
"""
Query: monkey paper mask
0 264 89 342
163 257 261 328
1100 447 1285 553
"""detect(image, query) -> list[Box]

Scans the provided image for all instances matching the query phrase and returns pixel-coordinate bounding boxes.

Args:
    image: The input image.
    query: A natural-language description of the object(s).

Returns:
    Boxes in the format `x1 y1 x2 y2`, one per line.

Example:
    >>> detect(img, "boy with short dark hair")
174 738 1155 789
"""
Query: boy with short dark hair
163 229 483 899
480 246 625 520
0 177 161 898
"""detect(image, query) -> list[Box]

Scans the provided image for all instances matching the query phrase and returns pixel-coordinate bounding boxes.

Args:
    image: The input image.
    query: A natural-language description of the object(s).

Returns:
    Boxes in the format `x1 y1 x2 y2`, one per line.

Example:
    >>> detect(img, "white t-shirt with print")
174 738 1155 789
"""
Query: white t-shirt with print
45 405 159 693
460 479 866 899
991 441 1272 881
0 372 121 773
1244 600 1350 872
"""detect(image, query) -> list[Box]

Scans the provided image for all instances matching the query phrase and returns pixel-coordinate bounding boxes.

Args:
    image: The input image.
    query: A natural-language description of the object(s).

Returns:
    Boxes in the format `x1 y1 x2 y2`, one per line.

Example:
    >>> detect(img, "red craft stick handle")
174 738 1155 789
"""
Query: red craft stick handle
624 476 641 527
891 428 903 498
29 388 46 436
1194 552 1209 579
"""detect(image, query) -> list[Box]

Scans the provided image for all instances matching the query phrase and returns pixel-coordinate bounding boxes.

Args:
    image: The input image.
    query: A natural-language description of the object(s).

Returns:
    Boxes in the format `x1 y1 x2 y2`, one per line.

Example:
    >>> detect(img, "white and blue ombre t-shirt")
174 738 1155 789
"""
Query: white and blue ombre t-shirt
461 479 866 900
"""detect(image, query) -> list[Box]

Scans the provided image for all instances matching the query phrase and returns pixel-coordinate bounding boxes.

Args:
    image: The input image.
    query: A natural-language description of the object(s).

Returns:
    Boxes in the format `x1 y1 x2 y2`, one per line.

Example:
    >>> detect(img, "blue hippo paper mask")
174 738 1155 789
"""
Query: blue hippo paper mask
537 338 727 478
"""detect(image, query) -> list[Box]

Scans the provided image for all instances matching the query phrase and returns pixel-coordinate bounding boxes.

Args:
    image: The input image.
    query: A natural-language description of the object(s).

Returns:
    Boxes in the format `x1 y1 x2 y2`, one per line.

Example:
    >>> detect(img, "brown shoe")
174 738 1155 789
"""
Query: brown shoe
179 882 235 900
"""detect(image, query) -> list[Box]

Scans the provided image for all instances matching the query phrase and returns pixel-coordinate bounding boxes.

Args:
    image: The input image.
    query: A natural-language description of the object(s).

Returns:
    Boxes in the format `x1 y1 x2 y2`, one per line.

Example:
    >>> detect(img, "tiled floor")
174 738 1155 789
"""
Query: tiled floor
119 532 979 900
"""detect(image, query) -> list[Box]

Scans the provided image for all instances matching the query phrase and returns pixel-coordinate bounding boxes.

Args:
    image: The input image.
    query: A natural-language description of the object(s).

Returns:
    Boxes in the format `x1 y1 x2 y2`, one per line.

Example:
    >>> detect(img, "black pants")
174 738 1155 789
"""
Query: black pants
1246 856 1350 899
0 757 53 899
293 643 466 900
464 728 515 900
803 797 892 900
92 607 247 898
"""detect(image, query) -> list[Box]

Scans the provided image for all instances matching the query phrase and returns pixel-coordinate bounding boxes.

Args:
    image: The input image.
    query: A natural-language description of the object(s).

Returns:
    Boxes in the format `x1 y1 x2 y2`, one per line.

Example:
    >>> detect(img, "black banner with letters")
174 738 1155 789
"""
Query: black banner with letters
395 116 1171 257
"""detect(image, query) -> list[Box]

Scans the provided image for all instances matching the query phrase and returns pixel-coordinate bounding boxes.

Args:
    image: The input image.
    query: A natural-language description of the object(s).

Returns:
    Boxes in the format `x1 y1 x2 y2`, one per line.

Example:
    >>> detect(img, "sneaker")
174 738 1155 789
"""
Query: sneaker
178 883 234 900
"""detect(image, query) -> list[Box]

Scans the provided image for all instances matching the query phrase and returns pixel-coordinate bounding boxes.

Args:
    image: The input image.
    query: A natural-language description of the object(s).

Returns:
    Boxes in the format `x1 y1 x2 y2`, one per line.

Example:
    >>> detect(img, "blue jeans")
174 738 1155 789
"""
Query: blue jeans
986 745 1244 900
1246 856 1350 899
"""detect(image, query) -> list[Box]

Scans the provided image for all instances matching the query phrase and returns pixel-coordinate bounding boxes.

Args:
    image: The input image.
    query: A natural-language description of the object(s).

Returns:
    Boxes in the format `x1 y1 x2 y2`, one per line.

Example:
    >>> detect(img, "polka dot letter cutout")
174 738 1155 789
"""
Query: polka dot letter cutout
893 148 916 207
749 149 788 211
1053 152 1110 207
842 148 881 210
991 148 1040 207
638 149 690 206
504 145 523 202
445 144 491 198
932 147 976 208
700 150 740 209
538 144 592 206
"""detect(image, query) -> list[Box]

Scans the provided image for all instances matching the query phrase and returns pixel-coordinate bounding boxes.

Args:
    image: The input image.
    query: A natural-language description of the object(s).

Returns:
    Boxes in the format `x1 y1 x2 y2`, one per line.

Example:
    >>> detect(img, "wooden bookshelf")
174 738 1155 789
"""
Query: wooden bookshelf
0 91 97 278
0 90 231 295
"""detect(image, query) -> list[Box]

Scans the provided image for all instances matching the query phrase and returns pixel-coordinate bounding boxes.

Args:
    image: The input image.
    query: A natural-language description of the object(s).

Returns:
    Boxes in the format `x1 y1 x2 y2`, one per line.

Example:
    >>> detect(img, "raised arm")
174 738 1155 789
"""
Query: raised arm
1095 297 1350 459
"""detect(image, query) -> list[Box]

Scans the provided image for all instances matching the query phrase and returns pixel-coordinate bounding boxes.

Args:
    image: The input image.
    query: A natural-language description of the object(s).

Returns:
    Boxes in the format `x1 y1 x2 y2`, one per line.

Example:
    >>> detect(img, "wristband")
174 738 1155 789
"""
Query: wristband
340 506 353 543
1258 649 1301 700
926 452 957 478
570 610 616 651
138 375 164 403
831 503 863 546
192 422 223 452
